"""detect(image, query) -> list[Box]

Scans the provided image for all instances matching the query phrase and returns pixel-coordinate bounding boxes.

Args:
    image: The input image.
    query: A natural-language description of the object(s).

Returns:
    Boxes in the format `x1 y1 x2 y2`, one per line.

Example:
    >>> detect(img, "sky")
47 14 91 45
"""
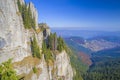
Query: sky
25 0 120 31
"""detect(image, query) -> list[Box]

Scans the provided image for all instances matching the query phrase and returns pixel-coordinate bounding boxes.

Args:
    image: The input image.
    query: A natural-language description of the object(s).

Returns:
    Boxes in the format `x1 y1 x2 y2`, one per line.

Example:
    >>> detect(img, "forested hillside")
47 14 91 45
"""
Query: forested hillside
83 47 120 80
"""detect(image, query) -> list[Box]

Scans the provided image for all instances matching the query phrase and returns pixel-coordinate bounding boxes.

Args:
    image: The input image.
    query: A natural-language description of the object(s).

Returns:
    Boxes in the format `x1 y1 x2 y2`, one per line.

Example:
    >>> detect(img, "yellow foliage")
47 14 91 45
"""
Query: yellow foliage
48 59 54 66
36 28 41 34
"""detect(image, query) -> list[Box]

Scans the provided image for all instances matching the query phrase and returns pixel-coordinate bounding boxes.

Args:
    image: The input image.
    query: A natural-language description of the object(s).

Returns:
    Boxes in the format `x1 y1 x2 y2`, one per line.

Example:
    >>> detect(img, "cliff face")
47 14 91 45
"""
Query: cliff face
55 51 73 80
0 0 30 63
0 0 73 80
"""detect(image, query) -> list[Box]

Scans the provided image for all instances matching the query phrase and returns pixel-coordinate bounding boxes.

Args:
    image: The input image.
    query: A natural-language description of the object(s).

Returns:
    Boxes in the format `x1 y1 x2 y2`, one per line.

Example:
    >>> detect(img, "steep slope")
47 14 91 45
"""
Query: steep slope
0 0 73 80
0 0 30 63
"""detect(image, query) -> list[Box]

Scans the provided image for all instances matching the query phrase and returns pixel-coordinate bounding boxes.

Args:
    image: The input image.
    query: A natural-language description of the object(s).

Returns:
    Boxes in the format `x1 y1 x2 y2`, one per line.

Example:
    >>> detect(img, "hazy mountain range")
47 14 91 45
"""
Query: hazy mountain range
52 28 120 39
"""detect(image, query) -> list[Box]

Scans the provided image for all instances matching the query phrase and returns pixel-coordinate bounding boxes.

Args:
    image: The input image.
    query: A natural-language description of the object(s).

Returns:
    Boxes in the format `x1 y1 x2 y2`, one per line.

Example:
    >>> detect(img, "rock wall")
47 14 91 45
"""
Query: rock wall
0 0 73 80
0 0 24 49
55 51 73 80
0 0 30 63
48 51 73 80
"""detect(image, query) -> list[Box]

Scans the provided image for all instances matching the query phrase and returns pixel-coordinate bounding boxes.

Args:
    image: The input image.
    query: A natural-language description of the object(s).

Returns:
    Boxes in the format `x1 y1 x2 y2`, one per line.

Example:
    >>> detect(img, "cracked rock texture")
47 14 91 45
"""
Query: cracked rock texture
0 0 73 80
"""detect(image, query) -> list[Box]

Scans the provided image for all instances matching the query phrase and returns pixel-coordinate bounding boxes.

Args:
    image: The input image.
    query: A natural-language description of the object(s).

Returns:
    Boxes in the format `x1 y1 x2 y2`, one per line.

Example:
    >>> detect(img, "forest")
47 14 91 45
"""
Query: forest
83 57 120 80
83 47 120 80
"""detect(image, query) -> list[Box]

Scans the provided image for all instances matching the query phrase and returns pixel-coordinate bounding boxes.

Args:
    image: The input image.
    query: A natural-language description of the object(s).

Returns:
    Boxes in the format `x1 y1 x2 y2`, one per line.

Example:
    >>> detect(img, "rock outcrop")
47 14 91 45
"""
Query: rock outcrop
0 0 29 63
0 0 73 80
55 51 73 80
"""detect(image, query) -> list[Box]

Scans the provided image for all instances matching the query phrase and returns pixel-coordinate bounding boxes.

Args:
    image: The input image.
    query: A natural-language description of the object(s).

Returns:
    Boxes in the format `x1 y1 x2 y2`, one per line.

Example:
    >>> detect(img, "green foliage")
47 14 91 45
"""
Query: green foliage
31 36 41 59
42 32 69 63
57 36 66 52
42 41 54 63
47 33 68 52
83 47 120 80
45 49 54 63
33 67 37 73
83 58 120 80
17 0 36 29
31 17 36 30
48 33 57 51
17 0 22 13
0 59 18 80
48 34 52 49
69 50 84 80
42 41 47 54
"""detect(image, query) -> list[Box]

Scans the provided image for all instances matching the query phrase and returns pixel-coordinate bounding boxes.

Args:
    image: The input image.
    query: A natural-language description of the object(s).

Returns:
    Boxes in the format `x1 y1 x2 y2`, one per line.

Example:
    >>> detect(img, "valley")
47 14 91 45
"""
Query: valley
0 0 119 80
53 29 120 80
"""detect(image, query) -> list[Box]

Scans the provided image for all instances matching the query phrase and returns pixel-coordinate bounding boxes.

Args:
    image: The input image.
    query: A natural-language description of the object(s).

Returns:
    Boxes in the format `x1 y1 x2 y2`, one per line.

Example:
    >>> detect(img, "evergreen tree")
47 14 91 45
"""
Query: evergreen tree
48 33 57 51
31 36 41 59
17 0 22 13
31 17 36 30
42 40 47 54
57 36 66 52
17 0 36 29
53 33 57 50
42 40 54 63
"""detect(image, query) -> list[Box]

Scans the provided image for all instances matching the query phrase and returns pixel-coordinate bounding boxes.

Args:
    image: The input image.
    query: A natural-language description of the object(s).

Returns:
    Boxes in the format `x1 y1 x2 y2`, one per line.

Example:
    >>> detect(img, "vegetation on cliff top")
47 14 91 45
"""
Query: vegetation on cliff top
42 32 68 65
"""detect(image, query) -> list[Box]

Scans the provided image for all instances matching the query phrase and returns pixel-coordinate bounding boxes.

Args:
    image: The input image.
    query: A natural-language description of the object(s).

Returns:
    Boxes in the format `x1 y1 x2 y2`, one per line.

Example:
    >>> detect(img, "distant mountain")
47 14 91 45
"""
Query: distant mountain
83 39 120 52
52 29 120 39
88 36 120 43
65 36 120 52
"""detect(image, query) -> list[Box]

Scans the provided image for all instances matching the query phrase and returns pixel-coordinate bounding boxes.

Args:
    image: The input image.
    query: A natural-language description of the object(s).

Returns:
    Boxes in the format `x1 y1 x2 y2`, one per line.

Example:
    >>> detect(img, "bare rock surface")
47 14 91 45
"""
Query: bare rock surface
0 0 73 80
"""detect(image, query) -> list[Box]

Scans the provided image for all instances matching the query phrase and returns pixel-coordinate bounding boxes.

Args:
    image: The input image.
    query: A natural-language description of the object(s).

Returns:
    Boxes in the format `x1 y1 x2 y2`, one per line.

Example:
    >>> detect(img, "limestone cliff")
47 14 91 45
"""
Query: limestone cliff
0 0 73 80
0 0 29 63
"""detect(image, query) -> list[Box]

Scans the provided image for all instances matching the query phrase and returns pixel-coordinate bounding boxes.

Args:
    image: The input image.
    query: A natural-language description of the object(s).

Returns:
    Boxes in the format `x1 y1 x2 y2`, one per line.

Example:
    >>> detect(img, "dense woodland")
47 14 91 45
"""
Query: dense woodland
83 58 120 80
83 47 120 80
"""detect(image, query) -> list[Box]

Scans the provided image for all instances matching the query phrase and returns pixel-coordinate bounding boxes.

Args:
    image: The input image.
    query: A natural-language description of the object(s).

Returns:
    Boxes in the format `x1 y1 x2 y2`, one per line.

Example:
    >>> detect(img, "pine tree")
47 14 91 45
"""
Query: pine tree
17 0 22 13
17 0 36 29
31 36 41 59
53 33 57 50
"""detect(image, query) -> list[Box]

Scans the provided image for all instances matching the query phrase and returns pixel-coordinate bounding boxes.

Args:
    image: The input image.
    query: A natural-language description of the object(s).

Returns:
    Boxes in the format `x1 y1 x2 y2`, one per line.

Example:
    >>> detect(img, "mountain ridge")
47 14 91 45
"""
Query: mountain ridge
0 0 74 80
